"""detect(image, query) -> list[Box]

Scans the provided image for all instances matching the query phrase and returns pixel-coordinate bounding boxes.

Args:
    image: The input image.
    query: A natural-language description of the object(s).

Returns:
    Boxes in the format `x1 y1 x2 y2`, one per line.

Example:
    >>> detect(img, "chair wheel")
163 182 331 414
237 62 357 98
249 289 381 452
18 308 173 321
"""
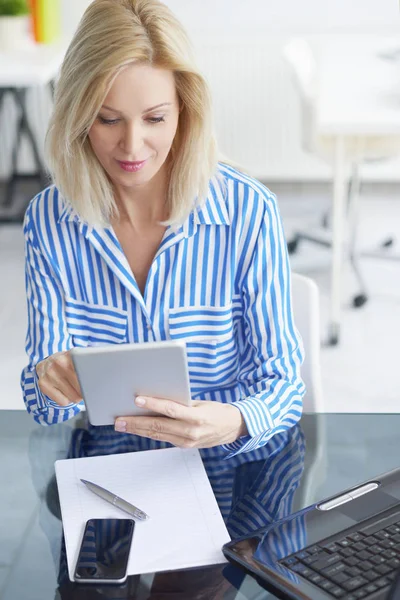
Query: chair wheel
353 294 368 308
287 237 300 254
382 237 394 249
326 323 340 346
328 333 339 346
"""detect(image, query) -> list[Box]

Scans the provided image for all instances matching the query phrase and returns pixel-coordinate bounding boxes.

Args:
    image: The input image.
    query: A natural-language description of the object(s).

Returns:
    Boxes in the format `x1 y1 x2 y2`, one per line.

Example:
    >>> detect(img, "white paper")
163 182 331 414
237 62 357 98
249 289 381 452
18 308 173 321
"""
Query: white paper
55 447 230 581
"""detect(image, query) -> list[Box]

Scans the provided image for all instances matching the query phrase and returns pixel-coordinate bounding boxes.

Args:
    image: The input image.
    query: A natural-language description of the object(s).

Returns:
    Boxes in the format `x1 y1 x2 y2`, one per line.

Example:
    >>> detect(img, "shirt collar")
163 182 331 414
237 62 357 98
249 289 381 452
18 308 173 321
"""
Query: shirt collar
193 172 230 226
57 201 80 224
57 171 230 228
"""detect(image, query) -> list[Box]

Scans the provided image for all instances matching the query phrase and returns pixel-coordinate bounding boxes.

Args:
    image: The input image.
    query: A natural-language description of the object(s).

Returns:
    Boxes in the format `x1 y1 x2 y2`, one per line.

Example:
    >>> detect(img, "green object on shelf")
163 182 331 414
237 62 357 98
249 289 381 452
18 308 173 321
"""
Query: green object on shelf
0 0 30 16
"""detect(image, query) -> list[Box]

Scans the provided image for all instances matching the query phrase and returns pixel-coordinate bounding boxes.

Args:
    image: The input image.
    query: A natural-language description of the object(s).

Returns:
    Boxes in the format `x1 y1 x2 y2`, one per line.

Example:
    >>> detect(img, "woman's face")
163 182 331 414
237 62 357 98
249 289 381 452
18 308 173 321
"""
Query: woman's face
88 63 180 192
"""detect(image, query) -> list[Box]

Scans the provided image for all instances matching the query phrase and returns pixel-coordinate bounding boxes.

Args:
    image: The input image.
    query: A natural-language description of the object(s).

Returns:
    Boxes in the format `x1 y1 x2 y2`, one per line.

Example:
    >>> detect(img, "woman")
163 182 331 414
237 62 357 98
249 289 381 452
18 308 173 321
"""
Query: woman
21 0 305 457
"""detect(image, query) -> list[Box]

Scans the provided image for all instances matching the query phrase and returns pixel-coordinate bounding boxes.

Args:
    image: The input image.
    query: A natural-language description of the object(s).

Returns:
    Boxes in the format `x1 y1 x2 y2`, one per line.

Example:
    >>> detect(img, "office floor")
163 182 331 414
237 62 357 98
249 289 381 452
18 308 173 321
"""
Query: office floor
0 181 399 413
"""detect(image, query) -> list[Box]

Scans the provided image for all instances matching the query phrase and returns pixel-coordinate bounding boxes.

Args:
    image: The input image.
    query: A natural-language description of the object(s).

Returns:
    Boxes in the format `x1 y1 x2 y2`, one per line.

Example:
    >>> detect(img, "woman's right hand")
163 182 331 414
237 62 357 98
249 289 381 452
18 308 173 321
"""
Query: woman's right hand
35 350 83 406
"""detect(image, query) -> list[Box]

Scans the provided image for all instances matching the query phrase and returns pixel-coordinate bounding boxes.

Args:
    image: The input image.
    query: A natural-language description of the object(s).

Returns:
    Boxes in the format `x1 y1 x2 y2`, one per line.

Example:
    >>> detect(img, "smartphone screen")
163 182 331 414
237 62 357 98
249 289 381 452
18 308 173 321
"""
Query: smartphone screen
74 518 135 584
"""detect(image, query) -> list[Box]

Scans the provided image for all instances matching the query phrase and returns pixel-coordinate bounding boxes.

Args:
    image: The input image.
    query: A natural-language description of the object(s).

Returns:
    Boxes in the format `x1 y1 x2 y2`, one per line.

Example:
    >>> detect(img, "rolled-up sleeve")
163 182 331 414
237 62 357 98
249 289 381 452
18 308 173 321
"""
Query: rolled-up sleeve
21 206 84 425
223 191 305 456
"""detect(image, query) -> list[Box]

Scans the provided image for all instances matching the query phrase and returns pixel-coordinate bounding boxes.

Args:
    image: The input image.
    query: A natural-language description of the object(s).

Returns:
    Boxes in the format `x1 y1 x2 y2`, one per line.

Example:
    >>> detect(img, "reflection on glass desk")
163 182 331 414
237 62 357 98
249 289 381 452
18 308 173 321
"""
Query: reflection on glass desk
1 411 400 600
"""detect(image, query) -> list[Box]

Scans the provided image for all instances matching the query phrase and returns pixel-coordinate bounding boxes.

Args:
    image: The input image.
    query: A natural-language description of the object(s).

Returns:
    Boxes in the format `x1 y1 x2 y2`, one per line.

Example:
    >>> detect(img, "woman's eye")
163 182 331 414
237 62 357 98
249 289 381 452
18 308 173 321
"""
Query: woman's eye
147 116 165 124
98 116 120 125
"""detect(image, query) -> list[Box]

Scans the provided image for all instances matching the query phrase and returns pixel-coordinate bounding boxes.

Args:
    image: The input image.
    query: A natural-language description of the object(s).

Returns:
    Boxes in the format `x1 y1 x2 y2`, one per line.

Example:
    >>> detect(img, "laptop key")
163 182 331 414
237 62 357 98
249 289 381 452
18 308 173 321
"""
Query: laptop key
308 573 324 584
386 525 400 535
295 551 309 560
363 536 378 546
348 533 365 542
311 553 341 570
291 564 313 577
352 542 367 552
302 553 323 565
388 558 400 569
342 576 368 591
320 580 335 591
363 570 380 582
344 557 361 567
374 576 391 589
379 539 396 549
321 542 341 553
321 562 347 578
375 564 392 576
331 572 350 586
280 556 298 567
282 516 400 597
306 545 321 554
364 583 379 594
358 550 374 561
357 560 374 571
370 555 386 565
330 587 345 598
346 567 363 578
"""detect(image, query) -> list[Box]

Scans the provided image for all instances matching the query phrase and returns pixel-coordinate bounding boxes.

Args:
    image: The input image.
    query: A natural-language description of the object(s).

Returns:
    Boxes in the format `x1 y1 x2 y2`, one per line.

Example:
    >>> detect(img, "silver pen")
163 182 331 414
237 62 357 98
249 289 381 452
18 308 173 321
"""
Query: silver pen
80 479 150 520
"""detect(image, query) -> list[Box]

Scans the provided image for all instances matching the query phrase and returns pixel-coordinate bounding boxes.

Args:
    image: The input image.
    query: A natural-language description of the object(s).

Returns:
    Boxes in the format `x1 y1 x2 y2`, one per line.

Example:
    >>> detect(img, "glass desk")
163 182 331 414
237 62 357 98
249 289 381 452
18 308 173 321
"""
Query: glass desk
1 411 399 600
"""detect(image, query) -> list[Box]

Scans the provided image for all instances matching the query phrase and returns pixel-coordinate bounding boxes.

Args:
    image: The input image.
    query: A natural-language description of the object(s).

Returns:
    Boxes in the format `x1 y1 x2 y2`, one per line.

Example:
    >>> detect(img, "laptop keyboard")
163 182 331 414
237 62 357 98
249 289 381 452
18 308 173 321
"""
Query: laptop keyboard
280 520 400 598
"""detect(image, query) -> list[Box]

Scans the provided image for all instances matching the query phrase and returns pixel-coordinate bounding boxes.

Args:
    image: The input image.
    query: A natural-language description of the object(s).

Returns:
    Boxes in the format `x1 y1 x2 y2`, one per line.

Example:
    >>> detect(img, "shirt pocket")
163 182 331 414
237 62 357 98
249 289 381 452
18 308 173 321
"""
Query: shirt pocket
168 304 237 389
65 296 128 347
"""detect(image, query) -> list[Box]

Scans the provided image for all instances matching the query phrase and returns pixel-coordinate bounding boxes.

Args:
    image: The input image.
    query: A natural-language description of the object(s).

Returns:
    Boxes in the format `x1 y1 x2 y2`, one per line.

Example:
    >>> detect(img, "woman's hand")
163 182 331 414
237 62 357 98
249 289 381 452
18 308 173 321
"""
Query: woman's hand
35 351 83 406
114 396 248 448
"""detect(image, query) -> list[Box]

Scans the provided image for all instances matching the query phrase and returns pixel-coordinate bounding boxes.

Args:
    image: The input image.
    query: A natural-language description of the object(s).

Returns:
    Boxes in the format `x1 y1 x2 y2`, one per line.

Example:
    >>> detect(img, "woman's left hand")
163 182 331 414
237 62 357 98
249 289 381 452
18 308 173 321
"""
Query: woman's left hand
114 396 248 448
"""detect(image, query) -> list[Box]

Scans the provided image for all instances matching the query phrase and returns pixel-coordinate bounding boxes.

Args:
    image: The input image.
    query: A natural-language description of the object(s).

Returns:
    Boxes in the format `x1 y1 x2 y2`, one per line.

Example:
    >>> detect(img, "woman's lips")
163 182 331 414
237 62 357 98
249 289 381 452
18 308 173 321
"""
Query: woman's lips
117 159 147 172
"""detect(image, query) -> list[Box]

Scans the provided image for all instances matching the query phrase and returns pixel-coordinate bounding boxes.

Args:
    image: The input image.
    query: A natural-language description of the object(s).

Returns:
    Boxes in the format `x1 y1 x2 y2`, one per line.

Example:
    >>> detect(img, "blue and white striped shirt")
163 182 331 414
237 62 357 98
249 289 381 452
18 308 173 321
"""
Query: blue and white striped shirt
21 163 305 456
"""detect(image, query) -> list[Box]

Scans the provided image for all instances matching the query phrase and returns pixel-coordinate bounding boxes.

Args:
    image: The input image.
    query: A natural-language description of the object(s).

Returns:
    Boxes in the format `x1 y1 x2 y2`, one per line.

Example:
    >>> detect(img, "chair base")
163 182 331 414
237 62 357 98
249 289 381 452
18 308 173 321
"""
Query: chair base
326 322 340 346
288 229 397 347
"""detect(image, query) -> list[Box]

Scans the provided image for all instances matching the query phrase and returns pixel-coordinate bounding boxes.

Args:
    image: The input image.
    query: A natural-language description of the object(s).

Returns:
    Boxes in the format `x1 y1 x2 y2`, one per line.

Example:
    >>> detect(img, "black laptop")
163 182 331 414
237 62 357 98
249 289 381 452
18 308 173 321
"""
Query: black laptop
223 467 400 600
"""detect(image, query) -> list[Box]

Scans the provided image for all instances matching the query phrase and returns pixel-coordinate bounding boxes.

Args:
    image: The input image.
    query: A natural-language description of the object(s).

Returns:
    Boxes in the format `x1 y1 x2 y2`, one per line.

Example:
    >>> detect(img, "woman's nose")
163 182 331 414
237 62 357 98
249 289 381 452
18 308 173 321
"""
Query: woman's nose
120 122 143 157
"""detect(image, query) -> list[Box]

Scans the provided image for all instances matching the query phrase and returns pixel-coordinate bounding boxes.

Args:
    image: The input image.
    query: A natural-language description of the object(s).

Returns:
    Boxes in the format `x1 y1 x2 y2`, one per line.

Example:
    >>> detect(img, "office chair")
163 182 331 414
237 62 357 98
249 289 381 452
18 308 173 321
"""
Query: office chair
284 38 400 311
228 274 327 600
291 273 327 509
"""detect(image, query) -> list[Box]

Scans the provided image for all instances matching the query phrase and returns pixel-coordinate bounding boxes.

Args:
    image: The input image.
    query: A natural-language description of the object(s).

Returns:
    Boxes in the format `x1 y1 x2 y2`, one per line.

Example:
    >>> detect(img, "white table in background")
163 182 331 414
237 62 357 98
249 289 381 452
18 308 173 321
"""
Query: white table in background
0 40 68 222
315 35 400 345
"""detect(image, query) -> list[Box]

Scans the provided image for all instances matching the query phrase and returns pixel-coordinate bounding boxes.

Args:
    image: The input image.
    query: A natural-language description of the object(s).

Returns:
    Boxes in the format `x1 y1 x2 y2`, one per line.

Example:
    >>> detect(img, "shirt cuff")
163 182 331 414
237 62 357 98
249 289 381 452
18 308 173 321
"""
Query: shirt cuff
232 396 274 437
220 396 277 458
32 366 52 412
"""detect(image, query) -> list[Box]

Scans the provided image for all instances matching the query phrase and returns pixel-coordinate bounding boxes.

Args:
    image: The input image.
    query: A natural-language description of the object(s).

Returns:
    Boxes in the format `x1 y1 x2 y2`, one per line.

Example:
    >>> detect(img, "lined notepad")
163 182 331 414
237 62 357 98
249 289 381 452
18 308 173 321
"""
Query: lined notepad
55 447 230 580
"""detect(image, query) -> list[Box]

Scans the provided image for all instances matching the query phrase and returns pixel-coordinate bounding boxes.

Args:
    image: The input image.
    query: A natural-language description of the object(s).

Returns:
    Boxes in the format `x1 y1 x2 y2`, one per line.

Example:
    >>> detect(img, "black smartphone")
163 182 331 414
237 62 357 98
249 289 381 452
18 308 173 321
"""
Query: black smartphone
74 518 135 584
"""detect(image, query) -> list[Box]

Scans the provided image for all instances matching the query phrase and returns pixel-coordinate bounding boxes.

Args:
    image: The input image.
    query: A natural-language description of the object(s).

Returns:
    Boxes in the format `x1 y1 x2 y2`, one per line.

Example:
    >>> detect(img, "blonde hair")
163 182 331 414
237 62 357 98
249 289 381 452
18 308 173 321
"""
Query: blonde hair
46 0 218 226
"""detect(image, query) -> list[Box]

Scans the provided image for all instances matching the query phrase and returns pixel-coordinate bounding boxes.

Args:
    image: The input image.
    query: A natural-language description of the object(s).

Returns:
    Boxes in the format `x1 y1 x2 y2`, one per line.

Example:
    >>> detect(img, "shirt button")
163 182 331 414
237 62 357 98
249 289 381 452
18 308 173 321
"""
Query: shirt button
147 324 152 331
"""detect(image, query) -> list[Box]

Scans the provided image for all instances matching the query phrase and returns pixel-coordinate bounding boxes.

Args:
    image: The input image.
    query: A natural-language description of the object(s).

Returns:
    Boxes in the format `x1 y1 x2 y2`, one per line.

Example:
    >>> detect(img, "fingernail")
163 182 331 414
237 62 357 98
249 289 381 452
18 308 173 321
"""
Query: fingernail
115 420 127 432
135 396 146 406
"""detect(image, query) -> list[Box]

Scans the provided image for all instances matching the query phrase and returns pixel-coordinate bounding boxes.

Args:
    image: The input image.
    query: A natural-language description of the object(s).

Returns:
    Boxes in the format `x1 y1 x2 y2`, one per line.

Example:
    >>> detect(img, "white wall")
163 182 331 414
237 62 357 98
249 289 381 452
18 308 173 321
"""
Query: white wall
163 0 400 36
63 0 399 36
61 0 92 36
56 0 400 181
1 0 399 181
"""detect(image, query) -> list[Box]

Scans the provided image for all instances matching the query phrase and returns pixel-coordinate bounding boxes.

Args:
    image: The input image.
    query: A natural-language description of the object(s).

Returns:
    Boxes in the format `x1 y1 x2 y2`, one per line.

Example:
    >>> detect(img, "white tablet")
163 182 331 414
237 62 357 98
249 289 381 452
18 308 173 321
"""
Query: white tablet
70 340 192 426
